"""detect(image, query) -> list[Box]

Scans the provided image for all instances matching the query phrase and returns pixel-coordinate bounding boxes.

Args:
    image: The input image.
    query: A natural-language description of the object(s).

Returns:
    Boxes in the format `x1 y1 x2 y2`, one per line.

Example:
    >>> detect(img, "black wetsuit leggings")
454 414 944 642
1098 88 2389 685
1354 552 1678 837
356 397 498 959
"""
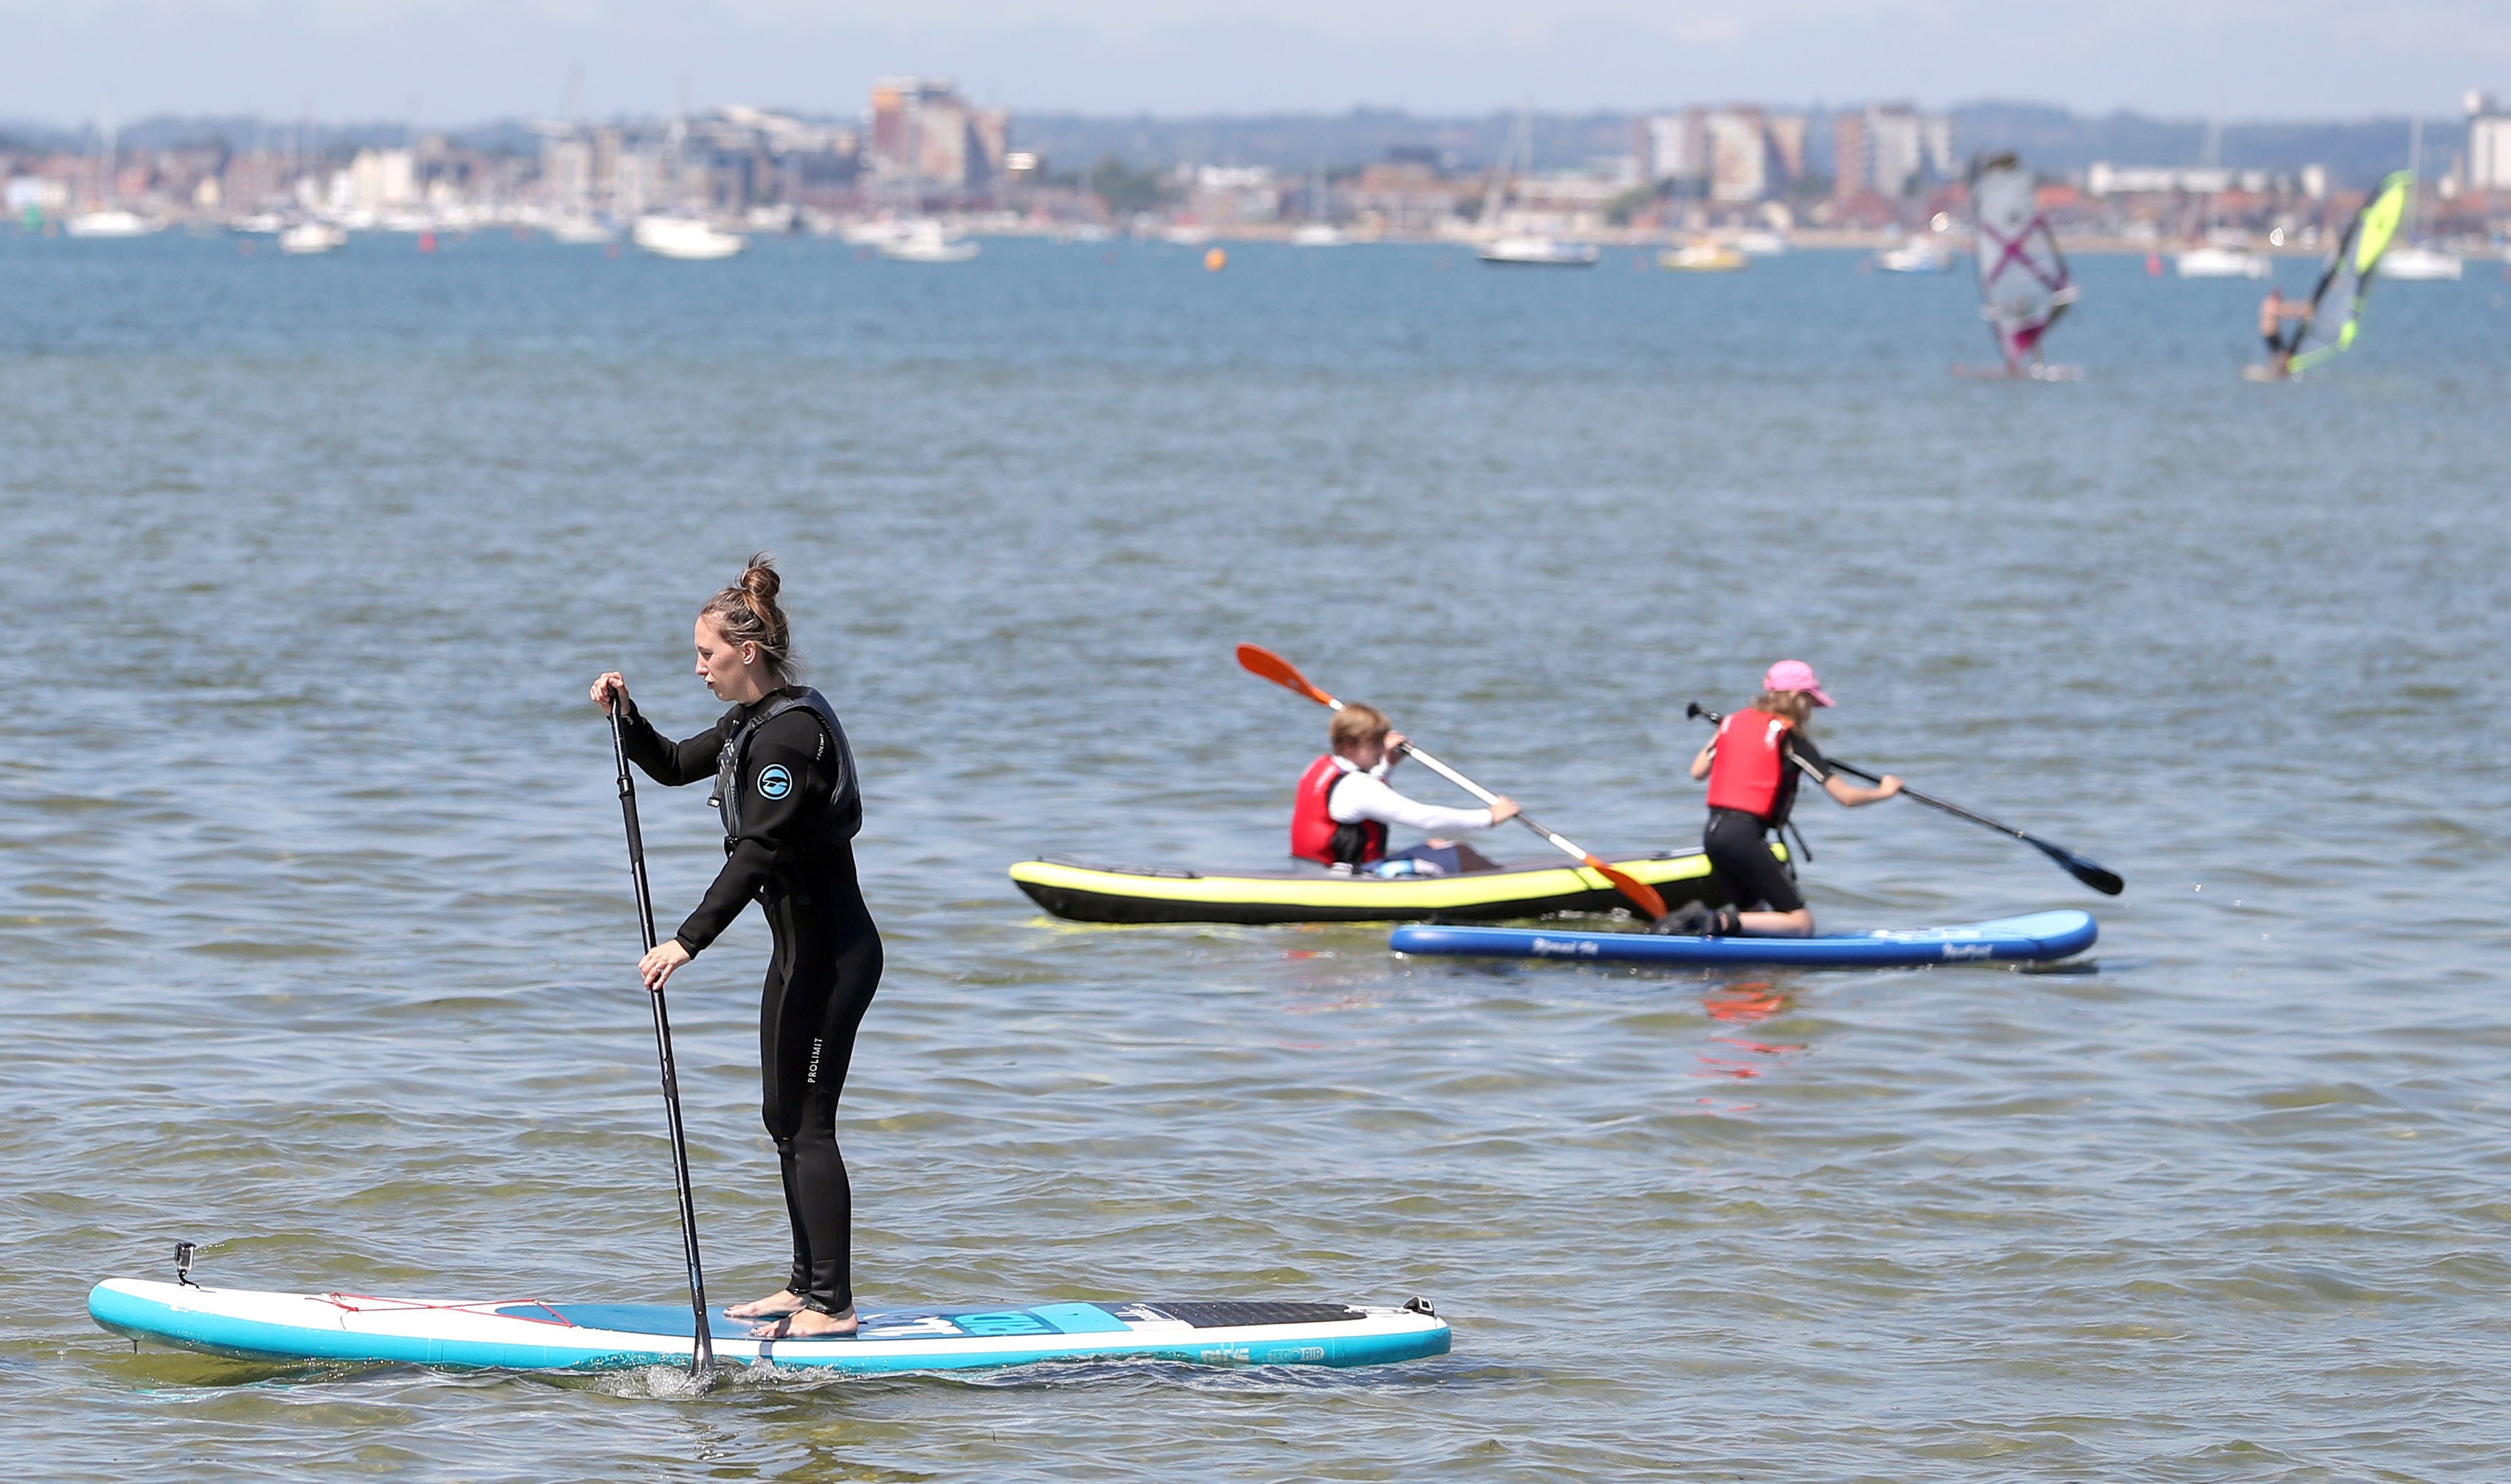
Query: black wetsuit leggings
758 877 882 1315
1703 806 1804 914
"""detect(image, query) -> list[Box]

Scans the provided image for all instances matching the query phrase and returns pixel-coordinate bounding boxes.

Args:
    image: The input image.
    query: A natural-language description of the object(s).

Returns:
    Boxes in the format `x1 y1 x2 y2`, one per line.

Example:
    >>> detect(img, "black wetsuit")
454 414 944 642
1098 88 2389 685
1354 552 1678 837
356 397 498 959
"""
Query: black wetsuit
1702 732 1832 914
619 685 880 1317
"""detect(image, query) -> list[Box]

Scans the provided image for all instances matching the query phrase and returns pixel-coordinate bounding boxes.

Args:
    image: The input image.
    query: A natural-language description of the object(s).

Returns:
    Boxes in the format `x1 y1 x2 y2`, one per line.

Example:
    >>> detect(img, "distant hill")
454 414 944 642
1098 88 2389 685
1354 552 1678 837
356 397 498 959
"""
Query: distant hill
1948 103 2449 188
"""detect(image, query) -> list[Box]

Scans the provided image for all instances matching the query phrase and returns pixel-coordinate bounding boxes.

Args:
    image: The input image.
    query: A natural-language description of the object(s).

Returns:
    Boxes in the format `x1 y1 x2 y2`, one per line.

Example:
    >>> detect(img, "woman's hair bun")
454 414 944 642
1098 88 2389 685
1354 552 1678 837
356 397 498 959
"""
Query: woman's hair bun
699 552 798 681
739 554 781 608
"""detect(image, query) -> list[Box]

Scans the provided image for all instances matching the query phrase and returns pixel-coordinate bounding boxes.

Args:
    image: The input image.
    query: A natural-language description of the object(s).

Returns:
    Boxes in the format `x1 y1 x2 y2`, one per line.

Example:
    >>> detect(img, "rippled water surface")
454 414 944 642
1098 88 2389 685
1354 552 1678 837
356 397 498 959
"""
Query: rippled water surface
4 232 2508 1481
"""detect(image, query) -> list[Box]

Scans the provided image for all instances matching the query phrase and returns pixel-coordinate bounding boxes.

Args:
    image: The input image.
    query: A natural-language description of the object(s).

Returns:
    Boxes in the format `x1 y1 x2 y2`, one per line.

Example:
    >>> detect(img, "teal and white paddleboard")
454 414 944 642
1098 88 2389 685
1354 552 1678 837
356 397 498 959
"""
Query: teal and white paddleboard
89 1279 1448 1374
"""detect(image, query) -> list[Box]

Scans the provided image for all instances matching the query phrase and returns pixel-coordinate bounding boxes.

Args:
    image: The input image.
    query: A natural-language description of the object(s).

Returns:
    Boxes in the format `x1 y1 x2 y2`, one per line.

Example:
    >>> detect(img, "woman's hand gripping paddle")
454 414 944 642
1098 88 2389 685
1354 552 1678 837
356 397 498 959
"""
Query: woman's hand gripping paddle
604 686 717 1378
1685 701 2124 896
1238 645 1669 920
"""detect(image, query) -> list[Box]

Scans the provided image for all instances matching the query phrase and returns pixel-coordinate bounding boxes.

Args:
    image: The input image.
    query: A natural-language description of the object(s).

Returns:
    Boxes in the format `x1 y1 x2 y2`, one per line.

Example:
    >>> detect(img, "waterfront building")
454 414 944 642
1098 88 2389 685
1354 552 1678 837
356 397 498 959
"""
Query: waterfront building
1342 155 1476 233
1767 115 1808 184
1641 107 1807 204
868 78 1009 203
1706 110 1767 202
1641 110 1705 188
1184 164 1281 227
2469 92 2511 193
1835 103 1952 204
542 136 593 213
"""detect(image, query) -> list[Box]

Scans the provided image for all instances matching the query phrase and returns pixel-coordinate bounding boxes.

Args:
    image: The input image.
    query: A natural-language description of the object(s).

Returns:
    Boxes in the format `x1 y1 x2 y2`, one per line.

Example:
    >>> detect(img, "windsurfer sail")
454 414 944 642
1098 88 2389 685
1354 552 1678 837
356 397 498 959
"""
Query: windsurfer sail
1969 152 2077 373
2284 171 2412 375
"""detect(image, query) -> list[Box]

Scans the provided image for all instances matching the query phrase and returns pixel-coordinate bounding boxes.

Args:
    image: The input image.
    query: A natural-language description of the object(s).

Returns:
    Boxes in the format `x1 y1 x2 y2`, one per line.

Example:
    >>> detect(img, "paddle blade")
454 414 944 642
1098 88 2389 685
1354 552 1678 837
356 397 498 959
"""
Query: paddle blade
1588 859 1667 920
2035 841 2124 896
1235 644 1337 708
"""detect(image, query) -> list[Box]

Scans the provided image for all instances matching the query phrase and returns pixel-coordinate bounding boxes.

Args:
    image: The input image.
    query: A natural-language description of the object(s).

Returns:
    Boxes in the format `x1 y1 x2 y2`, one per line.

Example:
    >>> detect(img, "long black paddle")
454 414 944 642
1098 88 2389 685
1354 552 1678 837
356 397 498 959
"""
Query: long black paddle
607 700 716 1377
1686 701 2123 897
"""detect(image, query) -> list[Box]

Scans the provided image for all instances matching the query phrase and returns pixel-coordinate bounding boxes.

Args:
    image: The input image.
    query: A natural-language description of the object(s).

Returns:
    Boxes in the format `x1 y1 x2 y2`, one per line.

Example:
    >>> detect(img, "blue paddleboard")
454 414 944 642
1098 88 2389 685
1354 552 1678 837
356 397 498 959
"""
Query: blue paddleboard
89 1279 1448 1374
1390 910 2096 968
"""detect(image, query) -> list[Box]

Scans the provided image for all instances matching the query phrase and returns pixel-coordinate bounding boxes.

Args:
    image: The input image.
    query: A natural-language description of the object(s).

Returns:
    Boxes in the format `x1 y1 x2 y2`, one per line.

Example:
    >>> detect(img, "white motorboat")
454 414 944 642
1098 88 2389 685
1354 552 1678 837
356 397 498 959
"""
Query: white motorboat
64 209 157 238
2175 245 2271 279
2378 244 2463 280
1875 237 1954 273
1658 240 1747 272
277 221 347 255
839 218 908 247
879 219 979 263
1477 235 1600 266
229 213 285 235
633 216 745 260
1289 224 1348 247
1733 229 1790 257
546 217 618 245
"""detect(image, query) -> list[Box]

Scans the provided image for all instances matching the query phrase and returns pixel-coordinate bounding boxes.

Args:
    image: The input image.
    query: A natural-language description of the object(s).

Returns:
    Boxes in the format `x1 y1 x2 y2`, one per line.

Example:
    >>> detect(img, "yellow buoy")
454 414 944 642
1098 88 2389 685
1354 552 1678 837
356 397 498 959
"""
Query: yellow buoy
1204 247 1227 272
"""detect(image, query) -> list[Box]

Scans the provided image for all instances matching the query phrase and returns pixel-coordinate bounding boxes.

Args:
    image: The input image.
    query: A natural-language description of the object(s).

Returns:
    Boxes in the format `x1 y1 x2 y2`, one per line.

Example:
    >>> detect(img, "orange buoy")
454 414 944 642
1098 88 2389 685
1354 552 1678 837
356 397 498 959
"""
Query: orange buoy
418 230 436 253
1204 246 1226 272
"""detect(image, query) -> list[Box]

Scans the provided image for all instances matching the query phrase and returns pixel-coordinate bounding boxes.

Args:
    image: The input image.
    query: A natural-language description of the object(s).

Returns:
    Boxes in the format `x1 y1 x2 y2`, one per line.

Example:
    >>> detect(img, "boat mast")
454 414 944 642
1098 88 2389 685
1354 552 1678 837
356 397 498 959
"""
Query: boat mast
1475 108 1520 234
2406 113 2422 240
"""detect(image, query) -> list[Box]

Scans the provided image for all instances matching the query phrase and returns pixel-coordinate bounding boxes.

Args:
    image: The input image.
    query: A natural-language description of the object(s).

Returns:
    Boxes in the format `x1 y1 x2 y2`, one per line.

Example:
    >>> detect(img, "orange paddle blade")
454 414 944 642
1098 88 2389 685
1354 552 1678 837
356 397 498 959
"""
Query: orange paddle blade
1235 644 1337 708
1586 858 1667 920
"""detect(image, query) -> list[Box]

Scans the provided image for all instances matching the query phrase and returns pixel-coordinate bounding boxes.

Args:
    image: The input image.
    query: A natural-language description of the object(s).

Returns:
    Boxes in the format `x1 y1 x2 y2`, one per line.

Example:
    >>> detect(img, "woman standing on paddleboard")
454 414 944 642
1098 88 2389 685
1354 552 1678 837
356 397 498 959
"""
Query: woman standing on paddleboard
590 556 880 1338
1673 661 1900 937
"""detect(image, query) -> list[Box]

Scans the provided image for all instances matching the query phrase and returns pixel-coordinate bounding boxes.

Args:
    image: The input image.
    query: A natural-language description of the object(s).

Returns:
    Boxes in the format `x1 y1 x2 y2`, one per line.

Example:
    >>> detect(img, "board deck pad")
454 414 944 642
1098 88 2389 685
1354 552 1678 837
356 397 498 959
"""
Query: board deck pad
1390 910 2097 969
90 1280 1447 1374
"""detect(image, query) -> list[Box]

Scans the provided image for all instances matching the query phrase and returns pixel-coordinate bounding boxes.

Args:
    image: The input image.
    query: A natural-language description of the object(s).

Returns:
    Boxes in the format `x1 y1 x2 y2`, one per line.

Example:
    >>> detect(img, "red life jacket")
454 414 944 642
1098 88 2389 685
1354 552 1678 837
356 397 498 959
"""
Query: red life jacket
1290 755 1388 866
1704 709 1794 821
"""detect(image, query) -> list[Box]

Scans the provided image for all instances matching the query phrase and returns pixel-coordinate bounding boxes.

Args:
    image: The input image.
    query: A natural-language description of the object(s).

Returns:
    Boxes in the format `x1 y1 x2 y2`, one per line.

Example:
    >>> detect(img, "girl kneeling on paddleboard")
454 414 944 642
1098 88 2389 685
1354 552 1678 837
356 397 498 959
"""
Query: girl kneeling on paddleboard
591 555 880 1339
1673 661 1900 937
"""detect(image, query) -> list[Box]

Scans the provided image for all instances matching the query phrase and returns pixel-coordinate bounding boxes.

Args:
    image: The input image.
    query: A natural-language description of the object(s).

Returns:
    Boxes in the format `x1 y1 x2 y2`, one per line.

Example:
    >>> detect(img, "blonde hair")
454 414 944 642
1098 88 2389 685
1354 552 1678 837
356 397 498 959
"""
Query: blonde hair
1329 703 1390 755
1753 689 1814 733
698 554 798 683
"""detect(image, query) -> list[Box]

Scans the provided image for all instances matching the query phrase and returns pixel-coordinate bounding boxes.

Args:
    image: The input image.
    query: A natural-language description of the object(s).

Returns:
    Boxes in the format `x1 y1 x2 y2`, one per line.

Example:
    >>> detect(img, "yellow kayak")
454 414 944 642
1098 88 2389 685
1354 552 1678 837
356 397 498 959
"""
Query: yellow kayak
1008 845 1784 926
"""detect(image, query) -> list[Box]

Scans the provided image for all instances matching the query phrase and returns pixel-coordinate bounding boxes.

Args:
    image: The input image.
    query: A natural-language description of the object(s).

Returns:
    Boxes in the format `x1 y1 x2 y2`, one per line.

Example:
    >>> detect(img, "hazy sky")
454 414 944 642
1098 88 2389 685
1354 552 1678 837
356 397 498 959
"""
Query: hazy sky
4 0 2504 124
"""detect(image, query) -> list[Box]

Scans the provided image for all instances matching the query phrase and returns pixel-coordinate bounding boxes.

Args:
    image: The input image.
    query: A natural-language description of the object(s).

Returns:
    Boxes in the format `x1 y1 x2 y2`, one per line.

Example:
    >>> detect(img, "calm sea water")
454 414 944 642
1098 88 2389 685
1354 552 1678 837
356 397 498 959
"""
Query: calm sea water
4 230 2508 1481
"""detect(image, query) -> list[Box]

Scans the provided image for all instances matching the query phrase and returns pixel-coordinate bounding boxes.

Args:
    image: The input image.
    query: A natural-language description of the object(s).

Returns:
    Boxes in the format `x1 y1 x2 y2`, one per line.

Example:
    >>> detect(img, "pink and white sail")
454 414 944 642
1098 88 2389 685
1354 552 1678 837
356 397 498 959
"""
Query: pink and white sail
1969 153 2078 371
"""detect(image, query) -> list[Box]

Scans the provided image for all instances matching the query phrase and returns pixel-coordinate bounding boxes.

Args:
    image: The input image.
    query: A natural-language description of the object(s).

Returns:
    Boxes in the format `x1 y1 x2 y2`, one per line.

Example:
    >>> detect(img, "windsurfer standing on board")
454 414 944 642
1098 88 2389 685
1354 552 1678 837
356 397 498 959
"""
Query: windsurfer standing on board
2259 287 2312 379
591 556 881 1339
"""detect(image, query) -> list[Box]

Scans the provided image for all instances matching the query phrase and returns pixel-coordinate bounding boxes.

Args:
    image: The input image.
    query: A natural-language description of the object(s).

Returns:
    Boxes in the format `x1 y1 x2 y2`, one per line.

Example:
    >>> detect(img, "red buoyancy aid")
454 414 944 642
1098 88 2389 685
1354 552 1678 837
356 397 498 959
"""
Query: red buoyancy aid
1291 755 1388 866
1704 709 1793 821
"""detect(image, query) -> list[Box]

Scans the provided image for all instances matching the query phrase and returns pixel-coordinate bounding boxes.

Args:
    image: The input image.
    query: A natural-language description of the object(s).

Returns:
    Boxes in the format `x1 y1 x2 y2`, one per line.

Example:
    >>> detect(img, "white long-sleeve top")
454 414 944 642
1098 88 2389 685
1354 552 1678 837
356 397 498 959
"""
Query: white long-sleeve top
1324 755 1496 834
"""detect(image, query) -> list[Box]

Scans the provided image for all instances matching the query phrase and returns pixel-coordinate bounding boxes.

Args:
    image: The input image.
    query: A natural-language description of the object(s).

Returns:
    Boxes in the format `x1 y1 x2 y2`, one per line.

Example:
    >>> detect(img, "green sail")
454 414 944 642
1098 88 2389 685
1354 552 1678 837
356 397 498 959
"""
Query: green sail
2289 171 2413 373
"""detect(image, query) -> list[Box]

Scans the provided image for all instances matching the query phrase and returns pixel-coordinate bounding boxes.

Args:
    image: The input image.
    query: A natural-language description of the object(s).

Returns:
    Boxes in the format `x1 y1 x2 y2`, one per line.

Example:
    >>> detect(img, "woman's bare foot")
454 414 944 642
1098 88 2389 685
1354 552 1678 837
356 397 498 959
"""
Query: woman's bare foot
748 1305 857 1339
722 1290 805 1320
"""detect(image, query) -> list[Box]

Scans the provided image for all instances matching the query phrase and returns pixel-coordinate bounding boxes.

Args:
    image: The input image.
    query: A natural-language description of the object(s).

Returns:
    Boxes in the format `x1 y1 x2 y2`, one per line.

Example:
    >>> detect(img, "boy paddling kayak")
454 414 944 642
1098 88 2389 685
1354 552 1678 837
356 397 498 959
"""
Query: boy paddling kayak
1291 703 1520 876
1671 661 1900 937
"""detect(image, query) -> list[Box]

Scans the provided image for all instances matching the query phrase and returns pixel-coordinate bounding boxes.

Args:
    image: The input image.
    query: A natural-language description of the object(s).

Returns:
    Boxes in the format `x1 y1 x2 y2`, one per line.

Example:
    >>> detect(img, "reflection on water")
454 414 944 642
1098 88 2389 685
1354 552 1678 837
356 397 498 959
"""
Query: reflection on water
2 235 2509 1479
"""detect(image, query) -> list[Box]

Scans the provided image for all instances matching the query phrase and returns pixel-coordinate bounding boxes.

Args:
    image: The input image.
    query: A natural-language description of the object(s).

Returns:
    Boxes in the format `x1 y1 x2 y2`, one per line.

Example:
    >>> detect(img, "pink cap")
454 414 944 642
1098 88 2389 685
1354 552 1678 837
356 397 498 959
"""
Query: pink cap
1763 659 1834 707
